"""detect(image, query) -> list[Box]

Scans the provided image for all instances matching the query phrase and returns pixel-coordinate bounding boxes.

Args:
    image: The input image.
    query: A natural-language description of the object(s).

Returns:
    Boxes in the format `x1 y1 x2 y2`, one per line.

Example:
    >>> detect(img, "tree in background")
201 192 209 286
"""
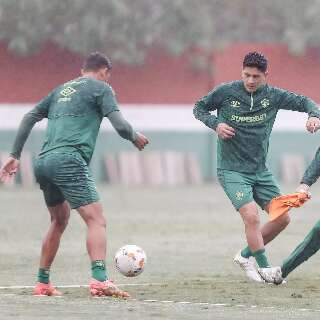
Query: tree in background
1 0 320 64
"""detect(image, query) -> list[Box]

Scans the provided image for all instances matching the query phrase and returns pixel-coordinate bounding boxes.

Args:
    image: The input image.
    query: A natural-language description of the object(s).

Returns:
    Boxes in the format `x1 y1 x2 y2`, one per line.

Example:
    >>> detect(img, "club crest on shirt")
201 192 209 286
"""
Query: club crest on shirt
261 98 270 108
236 191 244 201
230 100 241 108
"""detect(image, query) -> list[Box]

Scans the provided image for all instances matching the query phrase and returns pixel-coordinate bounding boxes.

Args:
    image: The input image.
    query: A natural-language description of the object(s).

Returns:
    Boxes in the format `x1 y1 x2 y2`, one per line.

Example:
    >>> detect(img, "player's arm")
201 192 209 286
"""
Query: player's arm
0 94 51 182
193 85 235 139
277 89 320 133
107 111 148 151
99 86 148 150
296 147 320 194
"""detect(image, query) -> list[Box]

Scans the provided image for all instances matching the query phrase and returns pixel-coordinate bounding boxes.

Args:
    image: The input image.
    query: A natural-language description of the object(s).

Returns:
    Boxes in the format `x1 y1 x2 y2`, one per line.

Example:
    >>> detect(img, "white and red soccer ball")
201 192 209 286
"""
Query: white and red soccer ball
114 245 147 277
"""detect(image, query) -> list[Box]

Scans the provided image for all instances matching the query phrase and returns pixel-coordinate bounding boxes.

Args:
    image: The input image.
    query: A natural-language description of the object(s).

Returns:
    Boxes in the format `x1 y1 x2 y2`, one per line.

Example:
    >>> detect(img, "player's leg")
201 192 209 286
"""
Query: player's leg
258 170 290 244
238 201 270 268
39 201 70 273
241 170 289 258
259 220 320 284
53 152 129 297
281 220 320 278
261 207 290 244
77 202 107 276
235 170 287 284
237 201 282 283
33 157 69 296
241 212 290 258
255 199 320 284
77 202 129 298
34 201 70 296
217 170 265 281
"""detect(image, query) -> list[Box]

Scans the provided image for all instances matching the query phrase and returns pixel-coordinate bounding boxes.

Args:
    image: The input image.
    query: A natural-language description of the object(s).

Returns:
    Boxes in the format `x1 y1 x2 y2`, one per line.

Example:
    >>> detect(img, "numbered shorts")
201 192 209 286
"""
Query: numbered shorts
217 169 281 210
34 152 100 209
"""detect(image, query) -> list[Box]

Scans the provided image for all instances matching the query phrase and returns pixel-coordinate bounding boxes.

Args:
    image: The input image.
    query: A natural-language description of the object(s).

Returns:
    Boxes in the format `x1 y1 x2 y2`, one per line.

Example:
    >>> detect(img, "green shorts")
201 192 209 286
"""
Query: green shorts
34 152 100 209
217 169 281 211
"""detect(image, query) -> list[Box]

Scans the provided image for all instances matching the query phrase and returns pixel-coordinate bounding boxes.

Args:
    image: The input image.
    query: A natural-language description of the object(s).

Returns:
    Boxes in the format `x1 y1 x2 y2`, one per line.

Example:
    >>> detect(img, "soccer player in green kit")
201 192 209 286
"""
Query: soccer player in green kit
0 52 149 297
266 148 320 283
193 52 320 283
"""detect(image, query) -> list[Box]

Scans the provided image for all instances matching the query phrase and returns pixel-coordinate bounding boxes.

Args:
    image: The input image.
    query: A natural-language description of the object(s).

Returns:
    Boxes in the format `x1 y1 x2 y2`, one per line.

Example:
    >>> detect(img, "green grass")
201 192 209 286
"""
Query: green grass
0 184 320 319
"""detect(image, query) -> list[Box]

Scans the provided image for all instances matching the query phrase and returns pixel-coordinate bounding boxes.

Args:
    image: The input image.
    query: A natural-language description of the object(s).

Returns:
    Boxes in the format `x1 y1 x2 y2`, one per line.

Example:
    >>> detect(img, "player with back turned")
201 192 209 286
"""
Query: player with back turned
0 52 149 297
193 52 320 283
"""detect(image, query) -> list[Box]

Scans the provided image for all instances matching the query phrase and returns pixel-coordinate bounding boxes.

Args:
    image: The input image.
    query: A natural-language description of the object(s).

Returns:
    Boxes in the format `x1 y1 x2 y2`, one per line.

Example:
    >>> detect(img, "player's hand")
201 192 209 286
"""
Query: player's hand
216 123 235 140
295 183 311 198
133 132 149 151
306 117 320 133
0 156 20 183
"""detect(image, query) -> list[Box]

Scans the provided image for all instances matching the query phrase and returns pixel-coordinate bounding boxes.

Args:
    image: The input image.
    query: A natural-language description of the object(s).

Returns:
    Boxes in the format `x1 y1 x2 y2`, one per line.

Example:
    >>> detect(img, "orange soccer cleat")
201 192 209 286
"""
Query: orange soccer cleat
33 282 62 296
269 192 310 221
89 279 130 298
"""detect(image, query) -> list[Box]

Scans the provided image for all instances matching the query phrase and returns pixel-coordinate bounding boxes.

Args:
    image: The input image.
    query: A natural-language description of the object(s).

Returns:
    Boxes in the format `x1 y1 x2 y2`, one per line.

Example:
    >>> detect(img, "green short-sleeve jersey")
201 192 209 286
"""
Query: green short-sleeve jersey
194 80 320 173
36 77 119 163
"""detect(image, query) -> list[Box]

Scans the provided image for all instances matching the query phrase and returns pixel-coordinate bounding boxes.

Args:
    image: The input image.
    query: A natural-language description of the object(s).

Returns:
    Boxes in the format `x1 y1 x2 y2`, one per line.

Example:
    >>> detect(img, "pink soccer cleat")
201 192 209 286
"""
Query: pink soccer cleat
89 279 130 298
33 282 62 296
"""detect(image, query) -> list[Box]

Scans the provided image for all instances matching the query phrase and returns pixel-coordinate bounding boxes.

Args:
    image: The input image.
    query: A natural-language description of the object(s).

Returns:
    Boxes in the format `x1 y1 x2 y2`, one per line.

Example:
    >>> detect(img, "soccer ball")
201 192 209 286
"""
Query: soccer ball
114 245 147 277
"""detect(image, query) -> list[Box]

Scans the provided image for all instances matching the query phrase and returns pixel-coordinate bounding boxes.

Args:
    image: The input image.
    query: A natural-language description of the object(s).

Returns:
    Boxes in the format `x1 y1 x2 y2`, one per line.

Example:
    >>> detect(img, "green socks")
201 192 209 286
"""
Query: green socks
242 246 270 268
38 268 50 284
38 261 109 284
252 249 270 268
91 260 107 282
241 246 252 258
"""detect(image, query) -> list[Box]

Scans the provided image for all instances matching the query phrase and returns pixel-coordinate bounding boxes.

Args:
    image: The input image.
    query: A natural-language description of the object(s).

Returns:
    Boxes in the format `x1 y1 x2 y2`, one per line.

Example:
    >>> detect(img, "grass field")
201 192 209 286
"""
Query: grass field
1 184 320 319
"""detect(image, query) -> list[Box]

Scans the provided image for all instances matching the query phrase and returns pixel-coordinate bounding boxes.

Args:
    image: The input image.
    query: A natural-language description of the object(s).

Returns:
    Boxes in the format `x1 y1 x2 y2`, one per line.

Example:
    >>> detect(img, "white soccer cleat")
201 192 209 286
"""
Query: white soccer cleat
258 266 283 284
233 251 265 282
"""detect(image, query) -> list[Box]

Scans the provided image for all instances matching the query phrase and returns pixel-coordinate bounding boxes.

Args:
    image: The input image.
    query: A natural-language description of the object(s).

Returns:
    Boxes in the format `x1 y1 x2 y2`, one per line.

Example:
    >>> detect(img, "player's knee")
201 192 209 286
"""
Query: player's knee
78 202 106 228
239 203 260 227
279 213 290 227
87 211 106 229
96 214 106 229
243 213 260 227
53 214 69 232
56 219 69 232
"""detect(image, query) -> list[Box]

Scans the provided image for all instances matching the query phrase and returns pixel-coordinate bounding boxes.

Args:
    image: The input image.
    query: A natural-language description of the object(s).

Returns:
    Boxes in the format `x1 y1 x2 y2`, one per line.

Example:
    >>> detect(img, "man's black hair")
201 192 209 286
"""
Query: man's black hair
243 52 268 73
83 52 112 71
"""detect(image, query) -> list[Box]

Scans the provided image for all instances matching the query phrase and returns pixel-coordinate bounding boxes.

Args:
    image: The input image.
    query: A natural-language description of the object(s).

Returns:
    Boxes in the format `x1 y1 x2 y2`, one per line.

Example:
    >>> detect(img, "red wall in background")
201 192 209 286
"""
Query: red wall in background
213 43 320 102
1 42 320 104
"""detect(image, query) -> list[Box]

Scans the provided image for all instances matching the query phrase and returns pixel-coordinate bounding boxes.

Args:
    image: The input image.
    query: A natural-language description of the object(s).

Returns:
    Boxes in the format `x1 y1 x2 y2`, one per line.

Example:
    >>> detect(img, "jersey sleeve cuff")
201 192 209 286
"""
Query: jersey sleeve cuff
9 152 20 160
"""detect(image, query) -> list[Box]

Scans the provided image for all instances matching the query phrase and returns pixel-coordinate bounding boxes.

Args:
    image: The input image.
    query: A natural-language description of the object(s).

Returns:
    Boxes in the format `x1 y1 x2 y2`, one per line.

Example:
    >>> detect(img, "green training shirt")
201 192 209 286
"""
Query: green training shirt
301 148 320 186
194 80 320 173
11 76 136 164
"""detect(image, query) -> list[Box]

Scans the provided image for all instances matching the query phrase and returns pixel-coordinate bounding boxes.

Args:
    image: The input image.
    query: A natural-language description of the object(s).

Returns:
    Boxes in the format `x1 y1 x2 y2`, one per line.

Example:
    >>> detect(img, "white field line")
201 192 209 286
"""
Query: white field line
0 280 246 290
0 283 163 290
133 299 320 313
0 288 320 313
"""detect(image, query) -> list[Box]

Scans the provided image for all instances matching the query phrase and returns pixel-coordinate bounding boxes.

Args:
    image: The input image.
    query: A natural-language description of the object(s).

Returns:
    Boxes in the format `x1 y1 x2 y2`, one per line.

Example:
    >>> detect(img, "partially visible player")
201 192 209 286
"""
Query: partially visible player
0 52 149 297
264 148 320 283
193 52 320 283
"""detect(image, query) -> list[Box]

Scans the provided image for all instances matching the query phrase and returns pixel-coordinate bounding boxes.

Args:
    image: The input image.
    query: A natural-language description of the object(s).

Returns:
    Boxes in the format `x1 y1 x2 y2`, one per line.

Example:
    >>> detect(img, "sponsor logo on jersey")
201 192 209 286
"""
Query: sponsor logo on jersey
60 86 76 97
231 113 267 123
58 97 72 103
58 86 77 103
